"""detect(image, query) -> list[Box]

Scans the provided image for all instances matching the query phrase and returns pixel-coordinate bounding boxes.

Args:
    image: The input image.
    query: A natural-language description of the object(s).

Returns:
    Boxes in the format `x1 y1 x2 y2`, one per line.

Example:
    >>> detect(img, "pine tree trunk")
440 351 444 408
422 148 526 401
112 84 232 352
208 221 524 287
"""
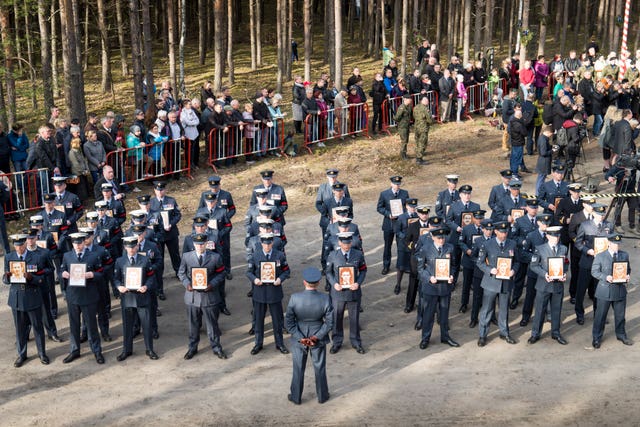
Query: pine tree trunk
560 0 569 54
538 0 548 55
335 0 343 88
483 0 493 51
129 0 144 110
51 1 59 96
555 0 562 42
574 0 582 47
499 0 506 52
449 0 456 58
249 0 256 70
0 78 6 128
83 3 89 71
607 0 615 51
59 0 86 122
179 0 186 95
393 0 400 53
96 0 113 92
115 0 129 77
463 0 471 64
227 0 234 84
167 0 176 91
380 0 385 57
367 0 374 56
37 0 54 112
474 0 484 56
435 0 442 49
256 0 262 66
327 0 335 75
23 0 37 109
611 0 623 52
141 0 154 102
400 0 407 76
303 0 311 81
519 0 530 61
0 5 16 126
12 0 22 75
507 0 514 57
287 0 293 79
213 0 223 91
199 0 206 64
276 0 283 91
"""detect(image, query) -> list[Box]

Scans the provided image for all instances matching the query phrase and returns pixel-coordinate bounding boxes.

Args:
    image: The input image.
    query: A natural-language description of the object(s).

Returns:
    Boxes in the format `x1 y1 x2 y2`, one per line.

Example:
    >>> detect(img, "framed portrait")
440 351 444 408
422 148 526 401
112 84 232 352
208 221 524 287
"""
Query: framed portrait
191 267 208 290
612 262 629 284
208 218 218 230
9 261 26 284
331 208 342 224
68 263 86 287
547 257 564 280
260 261 276 284
495 257 512 280
593 237 609 255
51 232 59 244
419 228 430 236
36 240 47 249
510 208 525 220
125 267 143 290
460 212 473 226
554 197 563 210
389 199 404 217
105 209 114 217
434 258 450 281
338 266 355 289
160 211 170 228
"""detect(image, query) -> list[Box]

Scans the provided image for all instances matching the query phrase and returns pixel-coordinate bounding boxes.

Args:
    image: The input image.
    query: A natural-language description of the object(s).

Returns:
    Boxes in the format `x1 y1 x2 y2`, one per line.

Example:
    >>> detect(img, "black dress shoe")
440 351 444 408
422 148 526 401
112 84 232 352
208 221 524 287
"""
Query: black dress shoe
79 335 88 343
329 345 341 354
40 355 50 365
419 340 429 350
146 350 159 360
528 335 540 344
381 267 389 275
318 394 330 404
184 348 198 359
414 321 422 330
287 394 301 405
477 337 487 347
95 352 105 364
49 334 63 343
570 297 576 304
576 317 585 325
458 304 468 313
469 319 478 328
393 284 401 295
158 292 166 301
226 272 233 280
353 345 365 354
618 337 634 346
102 334 112 342
221 308 231 316
14 356 27 367
277 345 289 354
213 349 228 359
592 340 601 349
403 307 411 313
441 338 460 347
552 335 568 345
63 352 80 364
117 352 132 362
509 300 519 310
153 332 160 339
247 290 253 297
250 345 263 355
500 335 517 344
248 327 255 335
156 309 162 317
519 318 529 327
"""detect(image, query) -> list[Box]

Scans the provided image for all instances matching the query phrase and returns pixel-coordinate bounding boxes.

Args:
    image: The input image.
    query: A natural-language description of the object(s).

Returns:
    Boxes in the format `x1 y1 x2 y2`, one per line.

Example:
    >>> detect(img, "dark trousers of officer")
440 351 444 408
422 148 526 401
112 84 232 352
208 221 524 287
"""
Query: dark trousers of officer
531 290 563 338
470 271 484 322
46 271 58 316
54 257 65 296
253 301 284 348
575 268 597 319
569 243 580 298
68 302 101 354
421 293 451 342
39 285 58 337
479 290 510 338
382 230 395 269
405 256 419 310
593 298 627 342
461 267 474 307
332 300 360 347
521 276 537 321
451 248 462 284
222 234 231 274
149 290 159 335
320 224 329 270
13 308 46 358
290 342 329 404
188 305 222 352
97 281 111 336
510 263 528 303
122 306 153 353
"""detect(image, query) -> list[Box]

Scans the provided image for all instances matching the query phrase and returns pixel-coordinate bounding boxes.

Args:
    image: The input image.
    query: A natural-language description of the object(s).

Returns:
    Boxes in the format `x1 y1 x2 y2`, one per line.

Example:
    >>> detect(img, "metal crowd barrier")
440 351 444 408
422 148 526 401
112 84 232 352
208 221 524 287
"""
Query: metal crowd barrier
381 91 439 135
465 82 489 114
207 119 285 171
411 91 440 123
106 138 192 185
303 103 369 153
0 168 51 216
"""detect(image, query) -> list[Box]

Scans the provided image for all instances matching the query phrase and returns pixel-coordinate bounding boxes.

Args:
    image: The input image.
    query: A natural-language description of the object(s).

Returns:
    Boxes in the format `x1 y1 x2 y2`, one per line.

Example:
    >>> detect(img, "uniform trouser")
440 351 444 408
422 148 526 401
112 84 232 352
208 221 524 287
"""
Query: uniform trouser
188 305 222 352
569 243 580 298
406 257 419 309
290 342 329 403
461 267 474 306
479 290 510 338
122 306 153 353
47 271 58 316
96 280 110 336
421 293 451 342
253 301 284 348
319 224 329 270
531 290 563 338
39 284 58 336
156 242 166 293
163 235 181 276
511 262 528 303
54 257 64 295
470 272 485 322
332 300 360 347
592 298 627 342
68 302 101 354
414 128 427 160
149 290 159 334
382 230 395 269
398 127 409 155
451 247 461 284
222 234 231 274
13 308 46 358
521 276 538 320
575 267 597 318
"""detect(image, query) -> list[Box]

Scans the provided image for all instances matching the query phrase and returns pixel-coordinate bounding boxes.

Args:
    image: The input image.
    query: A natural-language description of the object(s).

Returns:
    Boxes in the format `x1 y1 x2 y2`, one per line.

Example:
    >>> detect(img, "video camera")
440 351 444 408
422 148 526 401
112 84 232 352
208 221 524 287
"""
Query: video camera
616 153 640 170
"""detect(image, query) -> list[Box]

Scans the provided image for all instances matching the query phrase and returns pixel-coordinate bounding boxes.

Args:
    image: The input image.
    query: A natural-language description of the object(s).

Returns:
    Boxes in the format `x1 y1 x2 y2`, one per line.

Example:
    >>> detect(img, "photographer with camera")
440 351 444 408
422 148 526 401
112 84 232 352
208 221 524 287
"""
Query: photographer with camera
561 113 587 167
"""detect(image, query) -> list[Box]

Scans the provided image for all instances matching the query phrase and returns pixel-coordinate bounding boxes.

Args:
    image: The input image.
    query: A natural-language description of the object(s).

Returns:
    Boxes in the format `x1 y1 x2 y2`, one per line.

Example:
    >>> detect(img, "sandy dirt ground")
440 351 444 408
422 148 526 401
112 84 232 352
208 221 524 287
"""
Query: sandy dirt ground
1 123 639 426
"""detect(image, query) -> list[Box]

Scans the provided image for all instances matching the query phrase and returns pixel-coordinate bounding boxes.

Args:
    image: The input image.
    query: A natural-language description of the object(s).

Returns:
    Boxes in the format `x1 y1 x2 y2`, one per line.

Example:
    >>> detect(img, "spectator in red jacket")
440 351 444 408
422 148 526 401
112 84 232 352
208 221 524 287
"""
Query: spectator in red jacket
518 60 536 101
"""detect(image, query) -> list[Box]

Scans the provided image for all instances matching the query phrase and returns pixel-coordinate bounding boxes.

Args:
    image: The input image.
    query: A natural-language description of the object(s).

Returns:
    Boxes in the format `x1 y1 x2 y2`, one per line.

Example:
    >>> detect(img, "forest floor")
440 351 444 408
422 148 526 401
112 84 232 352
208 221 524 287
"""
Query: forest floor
1 117 639 426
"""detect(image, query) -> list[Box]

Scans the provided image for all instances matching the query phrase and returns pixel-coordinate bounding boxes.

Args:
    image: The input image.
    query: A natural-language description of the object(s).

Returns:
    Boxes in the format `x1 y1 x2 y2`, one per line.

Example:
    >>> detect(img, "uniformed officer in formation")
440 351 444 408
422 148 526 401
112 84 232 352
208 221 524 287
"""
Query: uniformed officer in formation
509 198 541 310
376 175 410 275
527 226 569 345
557 184 585 303
435 174 460 218
487 170 514 218
412 94 433 165
416 227 460 349
394 94 413 161
285 267 333 405
113 236 158 361
52 176 84 234
99 183 127 226
326 231 367 354
130 223 162 339
458 209 486 314
249 170 288 225
477 221 519 347
469 219 495 328
403 205 431 313
41 193 70 291
446 184 480 284
179 233 228 360
492 179 527 222
4 234 50 367
394 198 418 295
591 233 633 348
316 169 351 271
538 163 569 214
30 215 61 321
246 232 291 355
150 181 182 292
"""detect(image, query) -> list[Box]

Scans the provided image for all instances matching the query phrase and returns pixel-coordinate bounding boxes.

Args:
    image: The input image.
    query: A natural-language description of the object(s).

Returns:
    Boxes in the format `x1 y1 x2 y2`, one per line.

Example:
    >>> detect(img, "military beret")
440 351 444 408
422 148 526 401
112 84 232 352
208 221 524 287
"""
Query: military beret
473 209 486 219
302 267 322 283
459 184 473 194
493 221 509 231
390 175 403 184
402 93 412 99
607 233 623 243
260 170 274 179
122 236 139 247
193 233 209 244
137 194 151 204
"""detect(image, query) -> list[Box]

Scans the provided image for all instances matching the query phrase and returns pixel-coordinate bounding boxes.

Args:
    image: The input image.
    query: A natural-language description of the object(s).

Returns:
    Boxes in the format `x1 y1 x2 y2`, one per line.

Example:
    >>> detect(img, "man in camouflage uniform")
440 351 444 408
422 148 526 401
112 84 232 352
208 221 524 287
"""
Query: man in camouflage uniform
394 94 413 161
412 94 433 166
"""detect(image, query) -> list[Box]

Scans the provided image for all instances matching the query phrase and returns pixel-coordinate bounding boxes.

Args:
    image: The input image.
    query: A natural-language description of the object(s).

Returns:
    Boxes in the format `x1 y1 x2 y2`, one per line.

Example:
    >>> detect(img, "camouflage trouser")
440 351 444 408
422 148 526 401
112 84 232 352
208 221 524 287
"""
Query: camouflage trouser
415 127 428 160
399 126 410 155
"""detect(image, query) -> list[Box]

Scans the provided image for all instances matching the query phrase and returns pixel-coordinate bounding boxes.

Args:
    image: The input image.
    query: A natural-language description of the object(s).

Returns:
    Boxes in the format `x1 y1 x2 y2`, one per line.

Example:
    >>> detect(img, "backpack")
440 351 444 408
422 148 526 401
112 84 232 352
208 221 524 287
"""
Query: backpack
556 127 569 148
542 102 554 125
